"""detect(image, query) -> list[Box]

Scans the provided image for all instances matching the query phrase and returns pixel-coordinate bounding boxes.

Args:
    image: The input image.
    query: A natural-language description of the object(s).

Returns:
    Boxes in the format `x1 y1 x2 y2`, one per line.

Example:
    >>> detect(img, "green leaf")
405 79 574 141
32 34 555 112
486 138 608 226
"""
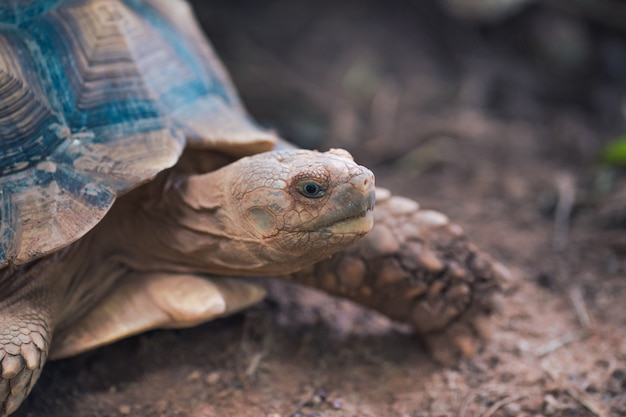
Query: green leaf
601 136 626 165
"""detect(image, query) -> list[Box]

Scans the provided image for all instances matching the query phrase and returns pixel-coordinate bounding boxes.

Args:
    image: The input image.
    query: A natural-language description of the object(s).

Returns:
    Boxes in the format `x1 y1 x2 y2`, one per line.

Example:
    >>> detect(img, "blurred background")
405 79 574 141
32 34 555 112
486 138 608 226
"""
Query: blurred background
193 0 626 163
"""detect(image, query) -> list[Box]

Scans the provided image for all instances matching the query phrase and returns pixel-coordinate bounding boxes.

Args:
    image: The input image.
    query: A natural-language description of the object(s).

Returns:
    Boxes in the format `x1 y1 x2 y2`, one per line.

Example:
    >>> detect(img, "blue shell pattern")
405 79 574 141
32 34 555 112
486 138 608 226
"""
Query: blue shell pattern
0 0 273 267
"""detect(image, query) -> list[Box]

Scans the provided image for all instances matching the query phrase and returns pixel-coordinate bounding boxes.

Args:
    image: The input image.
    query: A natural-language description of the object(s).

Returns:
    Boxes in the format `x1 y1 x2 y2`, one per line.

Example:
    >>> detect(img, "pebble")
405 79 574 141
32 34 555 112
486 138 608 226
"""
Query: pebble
187 370 201 381
205 371 221 385
504 402 521 417
118 404 131 415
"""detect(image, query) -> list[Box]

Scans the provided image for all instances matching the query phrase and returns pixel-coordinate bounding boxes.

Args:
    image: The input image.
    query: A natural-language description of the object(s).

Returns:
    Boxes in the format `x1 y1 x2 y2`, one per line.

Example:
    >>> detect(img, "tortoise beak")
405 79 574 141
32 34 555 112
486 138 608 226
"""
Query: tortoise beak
318 168 376 235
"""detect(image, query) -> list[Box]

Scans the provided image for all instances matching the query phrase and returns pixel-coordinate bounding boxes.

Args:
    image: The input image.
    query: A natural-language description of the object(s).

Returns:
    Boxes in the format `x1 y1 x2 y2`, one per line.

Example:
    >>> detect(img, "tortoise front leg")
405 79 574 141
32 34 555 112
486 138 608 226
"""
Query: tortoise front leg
0 264 54 416
283 188 509 363
50 272 266 360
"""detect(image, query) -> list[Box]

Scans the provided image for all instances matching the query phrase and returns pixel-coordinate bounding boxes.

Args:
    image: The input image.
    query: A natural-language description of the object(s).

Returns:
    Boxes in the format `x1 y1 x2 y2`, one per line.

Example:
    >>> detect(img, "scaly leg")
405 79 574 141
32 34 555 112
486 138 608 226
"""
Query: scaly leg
284 188 510 363
50 272 266 360
0 262 55 416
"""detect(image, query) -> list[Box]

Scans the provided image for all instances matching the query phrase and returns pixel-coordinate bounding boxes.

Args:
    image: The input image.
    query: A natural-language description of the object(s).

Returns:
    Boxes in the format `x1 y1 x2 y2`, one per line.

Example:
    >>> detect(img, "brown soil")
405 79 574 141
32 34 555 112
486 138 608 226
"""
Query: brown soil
15 1 626 416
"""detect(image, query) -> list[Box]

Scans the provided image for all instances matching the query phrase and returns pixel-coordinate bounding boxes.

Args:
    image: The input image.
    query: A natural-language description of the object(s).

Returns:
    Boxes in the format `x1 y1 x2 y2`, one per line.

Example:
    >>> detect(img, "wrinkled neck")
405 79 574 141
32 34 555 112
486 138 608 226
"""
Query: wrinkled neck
99 171 290 276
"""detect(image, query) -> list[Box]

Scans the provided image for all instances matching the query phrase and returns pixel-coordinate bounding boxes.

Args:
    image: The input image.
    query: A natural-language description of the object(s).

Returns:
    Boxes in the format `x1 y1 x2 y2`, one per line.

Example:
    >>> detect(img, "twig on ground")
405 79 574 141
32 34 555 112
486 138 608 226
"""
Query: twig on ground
568 286 591 329
458 391 475 417
543 365 610 417
553 172 576 251
235 358 250 390
245 352 265 378
537 333 579 357
479 395 525 417
564 384 610 417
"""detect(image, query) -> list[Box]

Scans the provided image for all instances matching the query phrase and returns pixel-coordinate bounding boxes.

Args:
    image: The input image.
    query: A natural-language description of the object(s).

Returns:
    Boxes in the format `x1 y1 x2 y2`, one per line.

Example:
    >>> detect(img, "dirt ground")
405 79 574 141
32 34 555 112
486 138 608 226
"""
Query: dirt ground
14 1 626 416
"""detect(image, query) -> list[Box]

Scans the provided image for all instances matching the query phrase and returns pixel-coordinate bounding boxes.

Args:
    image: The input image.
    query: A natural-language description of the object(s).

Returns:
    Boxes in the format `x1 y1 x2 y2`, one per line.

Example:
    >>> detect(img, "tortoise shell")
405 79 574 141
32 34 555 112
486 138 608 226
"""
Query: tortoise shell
0 0 278 267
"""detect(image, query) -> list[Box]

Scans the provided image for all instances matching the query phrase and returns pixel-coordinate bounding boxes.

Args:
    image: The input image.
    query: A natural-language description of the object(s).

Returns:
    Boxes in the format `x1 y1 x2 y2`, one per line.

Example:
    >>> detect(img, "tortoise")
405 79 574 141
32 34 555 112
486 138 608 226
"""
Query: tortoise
0 0 508 415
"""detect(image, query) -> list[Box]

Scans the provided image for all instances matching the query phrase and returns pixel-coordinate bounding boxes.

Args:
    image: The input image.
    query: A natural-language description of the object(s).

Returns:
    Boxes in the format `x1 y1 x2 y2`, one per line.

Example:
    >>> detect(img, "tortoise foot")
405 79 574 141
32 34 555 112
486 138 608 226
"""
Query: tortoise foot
0 316 49 416
287 190 511 363
365 199 510 362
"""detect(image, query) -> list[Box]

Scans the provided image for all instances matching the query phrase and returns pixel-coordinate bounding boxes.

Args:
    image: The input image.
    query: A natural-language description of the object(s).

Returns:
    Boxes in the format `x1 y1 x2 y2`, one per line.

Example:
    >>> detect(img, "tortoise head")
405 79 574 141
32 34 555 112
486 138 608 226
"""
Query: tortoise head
178 148 376 275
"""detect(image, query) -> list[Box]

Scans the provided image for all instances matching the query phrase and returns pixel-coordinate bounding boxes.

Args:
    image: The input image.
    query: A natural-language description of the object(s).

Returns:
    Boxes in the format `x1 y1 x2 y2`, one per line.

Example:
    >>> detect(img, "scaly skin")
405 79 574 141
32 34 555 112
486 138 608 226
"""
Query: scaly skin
284 189 509 363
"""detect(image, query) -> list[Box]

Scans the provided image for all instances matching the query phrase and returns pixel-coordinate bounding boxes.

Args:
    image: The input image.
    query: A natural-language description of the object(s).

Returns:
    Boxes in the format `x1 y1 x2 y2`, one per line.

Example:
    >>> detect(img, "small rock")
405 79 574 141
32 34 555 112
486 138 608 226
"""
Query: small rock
118 405 131 415
543 394 561 415
187 370 202 381
205 371 221 385
504 402 521 417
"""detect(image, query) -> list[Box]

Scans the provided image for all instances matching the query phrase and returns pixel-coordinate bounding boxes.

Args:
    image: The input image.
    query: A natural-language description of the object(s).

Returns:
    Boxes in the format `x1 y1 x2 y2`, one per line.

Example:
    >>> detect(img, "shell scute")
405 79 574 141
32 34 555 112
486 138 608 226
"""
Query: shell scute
23 2 162 128
0 31 65 177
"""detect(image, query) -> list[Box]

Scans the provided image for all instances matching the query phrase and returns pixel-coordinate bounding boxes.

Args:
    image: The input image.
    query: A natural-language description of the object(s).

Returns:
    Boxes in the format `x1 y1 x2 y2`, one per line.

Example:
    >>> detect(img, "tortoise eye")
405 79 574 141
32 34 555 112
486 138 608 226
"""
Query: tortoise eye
299 181 325 198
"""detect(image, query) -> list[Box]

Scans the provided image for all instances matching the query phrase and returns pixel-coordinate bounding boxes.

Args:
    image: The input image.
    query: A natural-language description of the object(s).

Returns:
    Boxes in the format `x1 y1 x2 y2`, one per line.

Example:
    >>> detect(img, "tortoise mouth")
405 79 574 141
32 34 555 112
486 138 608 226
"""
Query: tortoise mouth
316 190 375 235
320 207 374 235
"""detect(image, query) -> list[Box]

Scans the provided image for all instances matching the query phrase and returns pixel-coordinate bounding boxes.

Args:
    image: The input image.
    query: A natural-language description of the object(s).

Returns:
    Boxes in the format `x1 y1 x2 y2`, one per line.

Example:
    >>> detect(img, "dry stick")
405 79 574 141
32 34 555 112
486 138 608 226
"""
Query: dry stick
564 385 610 417
479 395 525 417
458 392 476 417
544 367 610 417
568 286 591 329
553 172 576 251
536 333 579 357
244 352 265 378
